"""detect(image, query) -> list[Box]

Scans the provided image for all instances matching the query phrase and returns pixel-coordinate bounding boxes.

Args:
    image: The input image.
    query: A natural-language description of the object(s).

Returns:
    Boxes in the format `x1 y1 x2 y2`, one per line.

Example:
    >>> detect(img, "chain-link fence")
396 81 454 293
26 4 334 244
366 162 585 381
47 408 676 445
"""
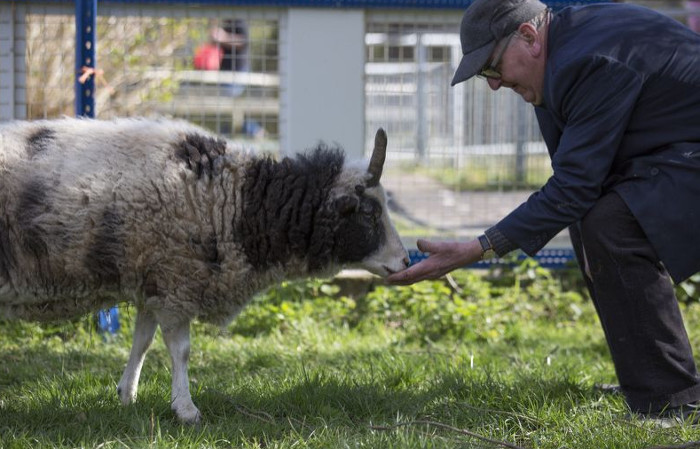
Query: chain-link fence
2 3 281 149
2 0 697 253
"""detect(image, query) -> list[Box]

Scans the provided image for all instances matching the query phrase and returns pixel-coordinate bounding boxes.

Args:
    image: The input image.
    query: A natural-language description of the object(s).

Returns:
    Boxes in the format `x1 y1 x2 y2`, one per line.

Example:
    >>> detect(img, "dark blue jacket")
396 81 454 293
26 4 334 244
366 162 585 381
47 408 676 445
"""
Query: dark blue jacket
488 4 700 283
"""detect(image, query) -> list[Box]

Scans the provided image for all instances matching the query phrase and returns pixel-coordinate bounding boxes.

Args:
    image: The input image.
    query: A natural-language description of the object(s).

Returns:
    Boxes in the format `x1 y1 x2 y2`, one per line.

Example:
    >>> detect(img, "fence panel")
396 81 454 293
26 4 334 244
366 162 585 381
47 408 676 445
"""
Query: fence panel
12 2 282 152
365 2 700 251
365 10 555 248
4 0 697 256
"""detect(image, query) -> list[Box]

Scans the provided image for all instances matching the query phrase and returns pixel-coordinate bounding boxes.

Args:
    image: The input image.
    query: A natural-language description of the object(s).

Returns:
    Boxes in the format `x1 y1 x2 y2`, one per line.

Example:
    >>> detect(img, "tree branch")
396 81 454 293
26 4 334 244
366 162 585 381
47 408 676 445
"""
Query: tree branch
370 419 528 449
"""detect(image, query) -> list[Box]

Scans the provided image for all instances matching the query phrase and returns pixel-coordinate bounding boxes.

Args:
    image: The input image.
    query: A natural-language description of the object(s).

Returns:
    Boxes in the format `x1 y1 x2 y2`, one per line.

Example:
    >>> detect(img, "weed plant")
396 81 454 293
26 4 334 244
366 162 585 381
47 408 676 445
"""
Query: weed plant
2 260 700 448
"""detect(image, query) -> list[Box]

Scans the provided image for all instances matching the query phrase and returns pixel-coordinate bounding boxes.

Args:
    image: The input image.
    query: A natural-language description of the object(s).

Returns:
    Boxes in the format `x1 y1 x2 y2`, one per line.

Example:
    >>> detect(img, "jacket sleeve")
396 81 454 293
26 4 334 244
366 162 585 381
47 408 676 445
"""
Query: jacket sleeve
487 56 644 257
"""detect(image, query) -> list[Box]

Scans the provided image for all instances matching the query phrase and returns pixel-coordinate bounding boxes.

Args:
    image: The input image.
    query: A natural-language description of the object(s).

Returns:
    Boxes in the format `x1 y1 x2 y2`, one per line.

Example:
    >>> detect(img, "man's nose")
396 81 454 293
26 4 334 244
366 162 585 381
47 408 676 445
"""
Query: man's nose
487 77 501 90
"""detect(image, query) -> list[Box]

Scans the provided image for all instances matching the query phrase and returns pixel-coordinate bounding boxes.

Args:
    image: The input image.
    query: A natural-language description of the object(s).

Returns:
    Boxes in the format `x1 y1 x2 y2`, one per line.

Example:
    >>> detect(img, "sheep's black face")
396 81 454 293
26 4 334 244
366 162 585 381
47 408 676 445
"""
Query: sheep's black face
333 188 386 263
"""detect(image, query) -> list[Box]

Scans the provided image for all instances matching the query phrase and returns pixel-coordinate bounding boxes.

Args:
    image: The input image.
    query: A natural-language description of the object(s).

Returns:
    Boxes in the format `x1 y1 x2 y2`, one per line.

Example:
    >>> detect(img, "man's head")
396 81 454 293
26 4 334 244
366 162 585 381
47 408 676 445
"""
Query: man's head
451 0 547 85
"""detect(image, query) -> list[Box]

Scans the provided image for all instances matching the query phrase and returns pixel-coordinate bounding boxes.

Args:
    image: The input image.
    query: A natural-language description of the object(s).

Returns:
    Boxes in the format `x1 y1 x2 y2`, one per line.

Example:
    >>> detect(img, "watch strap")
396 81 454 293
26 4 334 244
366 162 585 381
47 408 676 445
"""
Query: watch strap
478 234 491 253
478 234 496 260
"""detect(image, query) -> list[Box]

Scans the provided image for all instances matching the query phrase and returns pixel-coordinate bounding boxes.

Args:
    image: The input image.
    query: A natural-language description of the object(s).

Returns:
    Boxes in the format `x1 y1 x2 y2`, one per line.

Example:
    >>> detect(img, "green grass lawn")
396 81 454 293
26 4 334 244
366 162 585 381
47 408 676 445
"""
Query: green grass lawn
2 267 700 448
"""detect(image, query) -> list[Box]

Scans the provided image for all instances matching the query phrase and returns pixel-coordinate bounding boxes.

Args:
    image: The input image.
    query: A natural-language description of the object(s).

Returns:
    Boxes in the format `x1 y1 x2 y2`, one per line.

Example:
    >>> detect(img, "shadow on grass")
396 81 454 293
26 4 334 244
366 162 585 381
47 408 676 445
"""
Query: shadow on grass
0 342 597 446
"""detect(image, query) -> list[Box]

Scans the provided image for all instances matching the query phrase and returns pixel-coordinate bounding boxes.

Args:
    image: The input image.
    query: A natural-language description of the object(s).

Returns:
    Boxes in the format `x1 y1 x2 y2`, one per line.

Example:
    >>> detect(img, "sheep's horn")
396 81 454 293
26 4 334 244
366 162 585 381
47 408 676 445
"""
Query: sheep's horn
367 128 387 187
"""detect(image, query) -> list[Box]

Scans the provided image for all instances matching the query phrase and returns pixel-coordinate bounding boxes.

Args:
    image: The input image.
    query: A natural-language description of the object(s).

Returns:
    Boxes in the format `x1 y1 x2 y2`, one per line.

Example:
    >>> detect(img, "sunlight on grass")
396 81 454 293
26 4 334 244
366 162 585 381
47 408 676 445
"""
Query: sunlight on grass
2 263 700 448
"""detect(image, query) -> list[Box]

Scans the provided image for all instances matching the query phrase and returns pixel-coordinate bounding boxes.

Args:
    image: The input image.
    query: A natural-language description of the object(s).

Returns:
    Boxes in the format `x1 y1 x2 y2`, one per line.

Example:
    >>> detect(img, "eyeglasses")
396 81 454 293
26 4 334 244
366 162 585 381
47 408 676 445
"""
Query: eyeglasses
478 33 516 80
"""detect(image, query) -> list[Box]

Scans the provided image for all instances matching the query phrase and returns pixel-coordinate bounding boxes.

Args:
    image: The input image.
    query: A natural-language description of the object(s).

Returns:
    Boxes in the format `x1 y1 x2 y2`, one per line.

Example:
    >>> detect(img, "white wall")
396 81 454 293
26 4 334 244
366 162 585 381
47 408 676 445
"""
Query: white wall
281 8 365 159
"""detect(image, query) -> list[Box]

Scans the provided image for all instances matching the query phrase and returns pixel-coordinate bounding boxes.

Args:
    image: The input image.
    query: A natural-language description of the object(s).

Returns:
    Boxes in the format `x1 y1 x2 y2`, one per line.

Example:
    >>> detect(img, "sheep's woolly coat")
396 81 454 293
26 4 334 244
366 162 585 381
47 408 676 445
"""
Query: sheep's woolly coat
0 118 404 326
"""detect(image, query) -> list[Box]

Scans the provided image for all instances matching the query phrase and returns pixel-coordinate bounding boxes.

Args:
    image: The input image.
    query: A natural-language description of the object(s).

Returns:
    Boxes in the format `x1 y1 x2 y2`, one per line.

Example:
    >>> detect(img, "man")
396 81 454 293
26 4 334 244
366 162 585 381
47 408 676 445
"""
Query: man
212 19 249 73
387 0 700 422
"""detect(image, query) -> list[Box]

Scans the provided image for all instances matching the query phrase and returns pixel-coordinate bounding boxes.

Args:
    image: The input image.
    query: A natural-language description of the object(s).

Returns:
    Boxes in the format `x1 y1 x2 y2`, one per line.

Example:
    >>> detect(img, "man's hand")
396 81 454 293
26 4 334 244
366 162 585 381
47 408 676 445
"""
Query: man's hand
386 238 483 285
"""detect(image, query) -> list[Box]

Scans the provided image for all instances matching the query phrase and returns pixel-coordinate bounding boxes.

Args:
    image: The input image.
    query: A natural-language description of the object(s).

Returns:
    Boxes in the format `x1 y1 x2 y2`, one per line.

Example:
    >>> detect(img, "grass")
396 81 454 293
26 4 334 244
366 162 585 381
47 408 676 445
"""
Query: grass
397 155 553 192
2 268 700 448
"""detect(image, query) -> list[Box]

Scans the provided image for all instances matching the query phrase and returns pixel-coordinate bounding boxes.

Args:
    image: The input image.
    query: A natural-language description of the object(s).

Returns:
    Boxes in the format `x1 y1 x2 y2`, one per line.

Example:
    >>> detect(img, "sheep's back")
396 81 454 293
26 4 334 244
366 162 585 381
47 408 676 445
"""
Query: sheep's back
0 118 252 322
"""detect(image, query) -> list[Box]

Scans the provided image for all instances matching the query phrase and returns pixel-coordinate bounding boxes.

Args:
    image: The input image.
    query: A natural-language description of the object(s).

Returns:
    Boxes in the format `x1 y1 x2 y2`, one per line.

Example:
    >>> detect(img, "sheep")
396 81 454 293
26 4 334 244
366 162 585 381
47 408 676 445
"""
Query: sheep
0 117 410 423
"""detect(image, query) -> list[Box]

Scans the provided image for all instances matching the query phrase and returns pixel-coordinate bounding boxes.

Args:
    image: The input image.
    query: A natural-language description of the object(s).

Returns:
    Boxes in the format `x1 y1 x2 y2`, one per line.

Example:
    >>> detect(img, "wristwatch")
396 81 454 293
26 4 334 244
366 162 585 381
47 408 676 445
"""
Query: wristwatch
478 234 497 260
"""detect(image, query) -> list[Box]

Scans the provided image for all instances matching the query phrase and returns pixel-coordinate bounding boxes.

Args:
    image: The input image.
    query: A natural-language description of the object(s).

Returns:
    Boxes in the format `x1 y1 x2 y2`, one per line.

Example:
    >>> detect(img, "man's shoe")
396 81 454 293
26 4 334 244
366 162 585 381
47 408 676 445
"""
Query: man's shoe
594 383 623 395
634 402 700 428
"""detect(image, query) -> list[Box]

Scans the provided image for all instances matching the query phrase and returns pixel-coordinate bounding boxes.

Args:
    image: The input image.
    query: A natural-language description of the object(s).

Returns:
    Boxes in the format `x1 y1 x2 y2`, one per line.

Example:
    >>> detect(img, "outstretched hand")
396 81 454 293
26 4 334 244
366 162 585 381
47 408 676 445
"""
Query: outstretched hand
386 238 483 285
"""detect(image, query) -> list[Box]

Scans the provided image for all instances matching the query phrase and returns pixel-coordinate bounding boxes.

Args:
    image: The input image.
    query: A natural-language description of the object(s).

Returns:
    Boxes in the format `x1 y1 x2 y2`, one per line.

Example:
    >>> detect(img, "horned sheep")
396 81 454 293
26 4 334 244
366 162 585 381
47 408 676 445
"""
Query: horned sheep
0 117 409 423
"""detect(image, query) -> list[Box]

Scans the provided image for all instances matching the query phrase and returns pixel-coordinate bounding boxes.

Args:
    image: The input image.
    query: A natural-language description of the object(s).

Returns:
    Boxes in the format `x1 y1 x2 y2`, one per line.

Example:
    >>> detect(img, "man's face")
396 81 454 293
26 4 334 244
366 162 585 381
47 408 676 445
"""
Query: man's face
482 24 546 105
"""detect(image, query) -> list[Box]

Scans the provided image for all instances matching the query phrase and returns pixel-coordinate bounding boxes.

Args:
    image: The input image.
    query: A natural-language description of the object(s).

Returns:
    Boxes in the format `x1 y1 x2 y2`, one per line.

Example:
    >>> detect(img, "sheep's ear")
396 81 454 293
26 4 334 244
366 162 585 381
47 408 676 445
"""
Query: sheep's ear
367 128 387 187
335 195 358 216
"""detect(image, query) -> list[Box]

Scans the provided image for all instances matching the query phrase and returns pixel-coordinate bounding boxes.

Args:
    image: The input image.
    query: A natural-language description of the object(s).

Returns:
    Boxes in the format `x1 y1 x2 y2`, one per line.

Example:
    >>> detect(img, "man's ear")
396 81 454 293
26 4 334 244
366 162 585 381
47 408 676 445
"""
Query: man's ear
518 23 543 56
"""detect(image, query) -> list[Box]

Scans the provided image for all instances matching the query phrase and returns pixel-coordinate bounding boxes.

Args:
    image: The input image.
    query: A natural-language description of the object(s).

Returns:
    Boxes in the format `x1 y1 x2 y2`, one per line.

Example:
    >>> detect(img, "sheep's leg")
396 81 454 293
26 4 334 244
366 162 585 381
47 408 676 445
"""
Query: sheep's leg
117 309 157 405
159 317 201 424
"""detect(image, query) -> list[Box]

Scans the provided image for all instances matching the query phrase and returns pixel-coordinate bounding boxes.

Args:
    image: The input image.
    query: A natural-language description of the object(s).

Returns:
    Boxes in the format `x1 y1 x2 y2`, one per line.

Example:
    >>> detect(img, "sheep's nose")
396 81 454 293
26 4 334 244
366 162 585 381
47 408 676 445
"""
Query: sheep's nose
402 256 411 268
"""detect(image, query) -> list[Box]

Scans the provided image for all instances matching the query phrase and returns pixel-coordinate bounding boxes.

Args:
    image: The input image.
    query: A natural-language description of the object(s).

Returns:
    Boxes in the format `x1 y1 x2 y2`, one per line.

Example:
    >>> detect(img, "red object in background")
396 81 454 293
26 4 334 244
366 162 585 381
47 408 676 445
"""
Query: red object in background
193 44 223 70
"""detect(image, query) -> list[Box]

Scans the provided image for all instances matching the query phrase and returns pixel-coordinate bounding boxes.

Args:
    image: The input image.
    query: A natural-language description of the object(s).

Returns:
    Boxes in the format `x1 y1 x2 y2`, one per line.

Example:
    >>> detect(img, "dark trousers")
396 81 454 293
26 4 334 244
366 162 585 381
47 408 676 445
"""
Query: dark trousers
569 192 700 412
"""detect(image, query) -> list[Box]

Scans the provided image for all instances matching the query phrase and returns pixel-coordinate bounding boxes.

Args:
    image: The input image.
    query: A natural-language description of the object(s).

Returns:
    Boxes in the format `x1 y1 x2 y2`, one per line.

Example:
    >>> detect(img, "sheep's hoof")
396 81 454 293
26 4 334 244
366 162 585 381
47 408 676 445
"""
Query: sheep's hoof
173 399 202 425
117 384 137 406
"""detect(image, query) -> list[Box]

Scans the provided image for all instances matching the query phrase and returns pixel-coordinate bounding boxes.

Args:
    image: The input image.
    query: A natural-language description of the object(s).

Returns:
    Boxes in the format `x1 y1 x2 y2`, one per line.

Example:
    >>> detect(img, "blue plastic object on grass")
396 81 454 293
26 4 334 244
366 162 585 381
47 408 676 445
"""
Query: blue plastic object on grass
97 306 121 335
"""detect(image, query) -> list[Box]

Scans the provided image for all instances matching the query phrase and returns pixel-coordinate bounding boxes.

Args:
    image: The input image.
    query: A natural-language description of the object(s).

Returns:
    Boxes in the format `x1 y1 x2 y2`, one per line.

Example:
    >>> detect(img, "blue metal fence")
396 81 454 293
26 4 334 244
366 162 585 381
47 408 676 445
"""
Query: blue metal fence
75 0 96 118
409 248 577 270
36 0 610 8
75 0 120 334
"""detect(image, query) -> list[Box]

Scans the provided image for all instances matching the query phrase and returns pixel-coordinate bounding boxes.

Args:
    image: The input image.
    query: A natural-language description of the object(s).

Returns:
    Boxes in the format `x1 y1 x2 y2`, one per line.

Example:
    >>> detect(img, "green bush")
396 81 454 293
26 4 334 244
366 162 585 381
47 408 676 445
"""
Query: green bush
362 259 589 343
676 273 700 305
231 258 593 343
229 279 354 336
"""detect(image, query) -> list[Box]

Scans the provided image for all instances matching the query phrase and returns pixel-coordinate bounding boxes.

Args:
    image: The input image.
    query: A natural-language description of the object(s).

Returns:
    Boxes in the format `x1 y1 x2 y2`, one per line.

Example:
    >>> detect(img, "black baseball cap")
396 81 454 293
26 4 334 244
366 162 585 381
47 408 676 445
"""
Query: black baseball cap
451 0 547 86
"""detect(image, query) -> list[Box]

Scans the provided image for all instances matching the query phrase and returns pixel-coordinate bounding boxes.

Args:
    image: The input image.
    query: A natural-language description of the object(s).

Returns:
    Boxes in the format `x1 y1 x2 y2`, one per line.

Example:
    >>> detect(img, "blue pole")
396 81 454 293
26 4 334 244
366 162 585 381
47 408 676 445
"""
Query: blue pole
75 0 96 118
75 0 120 335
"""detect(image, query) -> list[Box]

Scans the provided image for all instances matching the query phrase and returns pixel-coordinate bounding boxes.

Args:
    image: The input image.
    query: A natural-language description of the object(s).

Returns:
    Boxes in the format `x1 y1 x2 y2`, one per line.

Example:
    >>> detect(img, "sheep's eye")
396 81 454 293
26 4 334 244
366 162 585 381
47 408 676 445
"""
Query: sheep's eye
360 201 382 222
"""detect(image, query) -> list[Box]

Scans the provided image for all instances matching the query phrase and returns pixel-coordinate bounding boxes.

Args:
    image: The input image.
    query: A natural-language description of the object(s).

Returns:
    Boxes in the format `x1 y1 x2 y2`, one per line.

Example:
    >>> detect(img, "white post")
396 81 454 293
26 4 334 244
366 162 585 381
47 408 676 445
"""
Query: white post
451 41 464 153
280 8 365 159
